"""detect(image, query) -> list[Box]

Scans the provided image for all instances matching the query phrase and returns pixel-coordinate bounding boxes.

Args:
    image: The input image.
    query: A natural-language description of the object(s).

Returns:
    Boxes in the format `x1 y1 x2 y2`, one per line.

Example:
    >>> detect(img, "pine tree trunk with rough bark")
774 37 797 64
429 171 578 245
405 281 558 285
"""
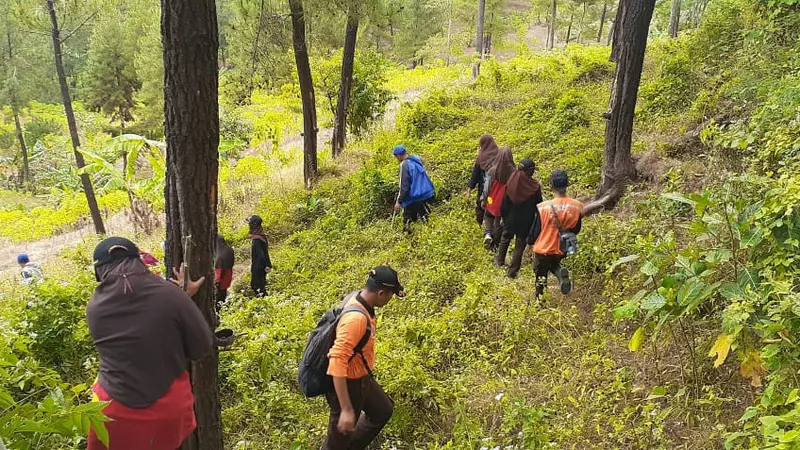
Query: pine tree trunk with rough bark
13 113 29 186
47 0 106 235
289 0 318 188
473 0 486 78
548 0 557 50
597 1 608 42
584 0 656 216
161 0 222 448
332 14 358 158
669 0 681 38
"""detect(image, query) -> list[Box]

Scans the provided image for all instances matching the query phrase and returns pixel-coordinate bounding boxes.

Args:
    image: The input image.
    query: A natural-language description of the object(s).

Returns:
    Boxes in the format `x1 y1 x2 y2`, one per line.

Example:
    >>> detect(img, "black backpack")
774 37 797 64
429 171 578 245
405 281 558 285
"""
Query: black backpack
298 292 372 398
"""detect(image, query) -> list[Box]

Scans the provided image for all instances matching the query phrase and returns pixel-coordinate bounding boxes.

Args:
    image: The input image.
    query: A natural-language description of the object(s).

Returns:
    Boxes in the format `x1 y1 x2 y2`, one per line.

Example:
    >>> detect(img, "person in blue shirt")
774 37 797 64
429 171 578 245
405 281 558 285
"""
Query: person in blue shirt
17 253 43 285
392 145 435 233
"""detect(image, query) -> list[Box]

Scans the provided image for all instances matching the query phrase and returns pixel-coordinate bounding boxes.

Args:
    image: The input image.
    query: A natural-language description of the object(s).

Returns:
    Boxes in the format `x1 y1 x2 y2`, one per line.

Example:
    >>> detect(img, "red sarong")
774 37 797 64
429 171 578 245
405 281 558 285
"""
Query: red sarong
88 371 196 450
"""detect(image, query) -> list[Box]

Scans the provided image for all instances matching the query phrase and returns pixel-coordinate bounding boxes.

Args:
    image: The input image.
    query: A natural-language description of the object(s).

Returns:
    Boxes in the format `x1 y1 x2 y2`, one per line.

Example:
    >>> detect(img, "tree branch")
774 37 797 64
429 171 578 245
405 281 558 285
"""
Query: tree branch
59 11 99 44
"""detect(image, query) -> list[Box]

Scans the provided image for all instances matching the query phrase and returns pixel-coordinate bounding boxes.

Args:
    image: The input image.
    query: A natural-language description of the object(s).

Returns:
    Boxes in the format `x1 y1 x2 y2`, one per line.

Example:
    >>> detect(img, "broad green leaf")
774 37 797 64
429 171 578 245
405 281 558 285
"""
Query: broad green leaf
724 432 748 450
704 248 733 264
629 327 646 352
708 334 733 368
613 300 638 320
739 406 759 422
642 292 666 312
640 260 659 277
608 254 638 272
89 414 110 447
662 192 696 206
782 429 800 443
785 389 799 406
740 227 764 248
646 386 667 400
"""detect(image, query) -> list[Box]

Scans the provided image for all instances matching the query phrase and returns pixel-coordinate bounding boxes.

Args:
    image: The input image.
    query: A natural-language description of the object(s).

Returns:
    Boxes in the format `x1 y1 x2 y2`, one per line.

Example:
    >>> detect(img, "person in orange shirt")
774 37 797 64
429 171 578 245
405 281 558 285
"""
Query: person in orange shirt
323 266 406 450
527 170 584 298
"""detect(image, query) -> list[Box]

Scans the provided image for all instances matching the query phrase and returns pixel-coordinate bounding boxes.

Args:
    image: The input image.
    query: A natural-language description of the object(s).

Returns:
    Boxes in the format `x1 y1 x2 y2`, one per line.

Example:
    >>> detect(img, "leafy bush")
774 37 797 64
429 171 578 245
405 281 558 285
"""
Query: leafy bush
0 191 128 242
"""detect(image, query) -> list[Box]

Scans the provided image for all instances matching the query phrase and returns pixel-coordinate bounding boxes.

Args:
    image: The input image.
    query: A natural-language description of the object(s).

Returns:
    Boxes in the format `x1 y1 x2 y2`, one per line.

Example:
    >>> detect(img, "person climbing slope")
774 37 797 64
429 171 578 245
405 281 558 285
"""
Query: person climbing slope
215 233 235 309
86 237 213 450
496 158 543 278
393 145 435 233
322 266 405 450
475 135 515 249
467 144 488 226
248 215 272 297
16 253 43 285
528 170 584 299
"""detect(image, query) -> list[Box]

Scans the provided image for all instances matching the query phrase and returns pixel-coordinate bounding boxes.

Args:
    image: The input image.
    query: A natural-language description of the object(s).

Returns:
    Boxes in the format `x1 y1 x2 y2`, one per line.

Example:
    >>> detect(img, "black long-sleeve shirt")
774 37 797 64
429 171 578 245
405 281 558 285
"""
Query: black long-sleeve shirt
251 238 272 274
500 190 545 237
468 164 485 191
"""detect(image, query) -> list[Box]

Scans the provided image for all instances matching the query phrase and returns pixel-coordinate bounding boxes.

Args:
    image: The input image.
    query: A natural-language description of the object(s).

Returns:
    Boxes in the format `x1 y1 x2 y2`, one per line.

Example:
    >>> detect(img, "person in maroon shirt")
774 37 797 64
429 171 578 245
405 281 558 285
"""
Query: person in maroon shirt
215 233 235 310
86 237 212 450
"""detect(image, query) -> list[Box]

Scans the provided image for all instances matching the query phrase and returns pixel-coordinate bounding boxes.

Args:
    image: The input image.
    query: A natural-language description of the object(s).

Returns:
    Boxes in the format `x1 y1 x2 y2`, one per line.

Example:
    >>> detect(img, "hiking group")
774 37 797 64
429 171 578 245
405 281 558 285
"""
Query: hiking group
21 134 582 449
468 133 584 298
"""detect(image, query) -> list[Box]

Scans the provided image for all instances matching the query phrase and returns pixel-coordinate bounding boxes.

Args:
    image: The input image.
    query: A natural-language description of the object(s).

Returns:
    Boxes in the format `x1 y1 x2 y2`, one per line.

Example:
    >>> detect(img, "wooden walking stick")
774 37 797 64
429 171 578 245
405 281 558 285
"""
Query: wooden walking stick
182 234 192 291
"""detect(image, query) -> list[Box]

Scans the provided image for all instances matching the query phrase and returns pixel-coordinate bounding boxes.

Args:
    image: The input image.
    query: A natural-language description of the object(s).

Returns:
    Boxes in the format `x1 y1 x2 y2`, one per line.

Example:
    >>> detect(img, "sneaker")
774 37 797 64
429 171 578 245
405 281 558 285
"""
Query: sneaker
556 267 572 295
483 233 493 246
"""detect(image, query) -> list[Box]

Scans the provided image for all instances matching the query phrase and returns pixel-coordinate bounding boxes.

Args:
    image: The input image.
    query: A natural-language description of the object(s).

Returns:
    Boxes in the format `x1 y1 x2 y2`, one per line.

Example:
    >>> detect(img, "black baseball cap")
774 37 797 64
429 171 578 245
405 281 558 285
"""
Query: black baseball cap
367 265 405 296
519 158 536 172
93 237 140 267
550 170 569 189
247 215 263 227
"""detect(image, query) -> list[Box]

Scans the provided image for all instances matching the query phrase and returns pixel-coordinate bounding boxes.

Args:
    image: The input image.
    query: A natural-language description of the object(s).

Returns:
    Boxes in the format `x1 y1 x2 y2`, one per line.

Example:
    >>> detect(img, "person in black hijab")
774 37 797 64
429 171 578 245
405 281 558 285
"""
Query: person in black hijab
248 215 272 296
496 158 544 278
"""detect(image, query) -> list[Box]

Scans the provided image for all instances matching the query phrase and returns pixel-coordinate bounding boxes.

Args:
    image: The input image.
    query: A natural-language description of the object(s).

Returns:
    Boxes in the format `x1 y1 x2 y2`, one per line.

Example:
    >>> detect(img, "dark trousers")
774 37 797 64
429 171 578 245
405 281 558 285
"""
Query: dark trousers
322 377 394 450
403 201 430 231
484 213 502 247
534 254 564 297
250 272 266 297
215 287 228 312
475 196 485 226
496 230 527 277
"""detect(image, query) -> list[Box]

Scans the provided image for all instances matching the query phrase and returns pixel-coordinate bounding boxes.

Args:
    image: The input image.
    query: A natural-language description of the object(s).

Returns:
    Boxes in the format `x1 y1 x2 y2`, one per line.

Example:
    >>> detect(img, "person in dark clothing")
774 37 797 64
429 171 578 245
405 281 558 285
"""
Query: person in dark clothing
393 145 435 233
528 170 584 298
247 215 272 297
466 154 486 226
86 237 212 450
475 135 515 249
215 233 235 310
496 159 544 278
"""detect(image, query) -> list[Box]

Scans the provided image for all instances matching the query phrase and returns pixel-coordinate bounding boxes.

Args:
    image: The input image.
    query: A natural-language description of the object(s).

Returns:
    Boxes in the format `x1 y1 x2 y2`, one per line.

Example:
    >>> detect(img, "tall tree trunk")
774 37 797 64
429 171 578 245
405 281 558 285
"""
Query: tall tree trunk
607 18 615 46
597 1 608 42
577 1 587 43
669 0 681 38
584 0 656 216
566 13 574 44
289 0 318 188
248 0 265 99
332 14 358 158
473 0 486 79
547 0 557 50
6 31 29 186
161 0 222 449
446 0 453 65
13 114 29 186
46 0 106 235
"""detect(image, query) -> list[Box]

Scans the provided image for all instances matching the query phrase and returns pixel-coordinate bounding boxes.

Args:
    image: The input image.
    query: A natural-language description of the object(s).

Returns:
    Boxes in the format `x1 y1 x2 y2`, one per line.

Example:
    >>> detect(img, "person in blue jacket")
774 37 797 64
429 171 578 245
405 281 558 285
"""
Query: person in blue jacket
392 145 435 233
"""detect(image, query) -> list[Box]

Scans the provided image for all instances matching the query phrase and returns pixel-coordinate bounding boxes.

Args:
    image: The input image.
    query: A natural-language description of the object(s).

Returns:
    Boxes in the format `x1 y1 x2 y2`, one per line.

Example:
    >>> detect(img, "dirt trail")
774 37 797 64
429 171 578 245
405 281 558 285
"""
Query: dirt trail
0 212 136 275
0 84 448 277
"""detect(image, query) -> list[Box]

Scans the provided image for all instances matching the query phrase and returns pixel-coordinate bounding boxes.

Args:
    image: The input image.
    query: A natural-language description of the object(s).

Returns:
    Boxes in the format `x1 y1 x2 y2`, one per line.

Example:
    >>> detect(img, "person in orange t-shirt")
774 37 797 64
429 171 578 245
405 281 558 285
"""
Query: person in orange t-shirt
527 170 584 299
323 266 406 450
